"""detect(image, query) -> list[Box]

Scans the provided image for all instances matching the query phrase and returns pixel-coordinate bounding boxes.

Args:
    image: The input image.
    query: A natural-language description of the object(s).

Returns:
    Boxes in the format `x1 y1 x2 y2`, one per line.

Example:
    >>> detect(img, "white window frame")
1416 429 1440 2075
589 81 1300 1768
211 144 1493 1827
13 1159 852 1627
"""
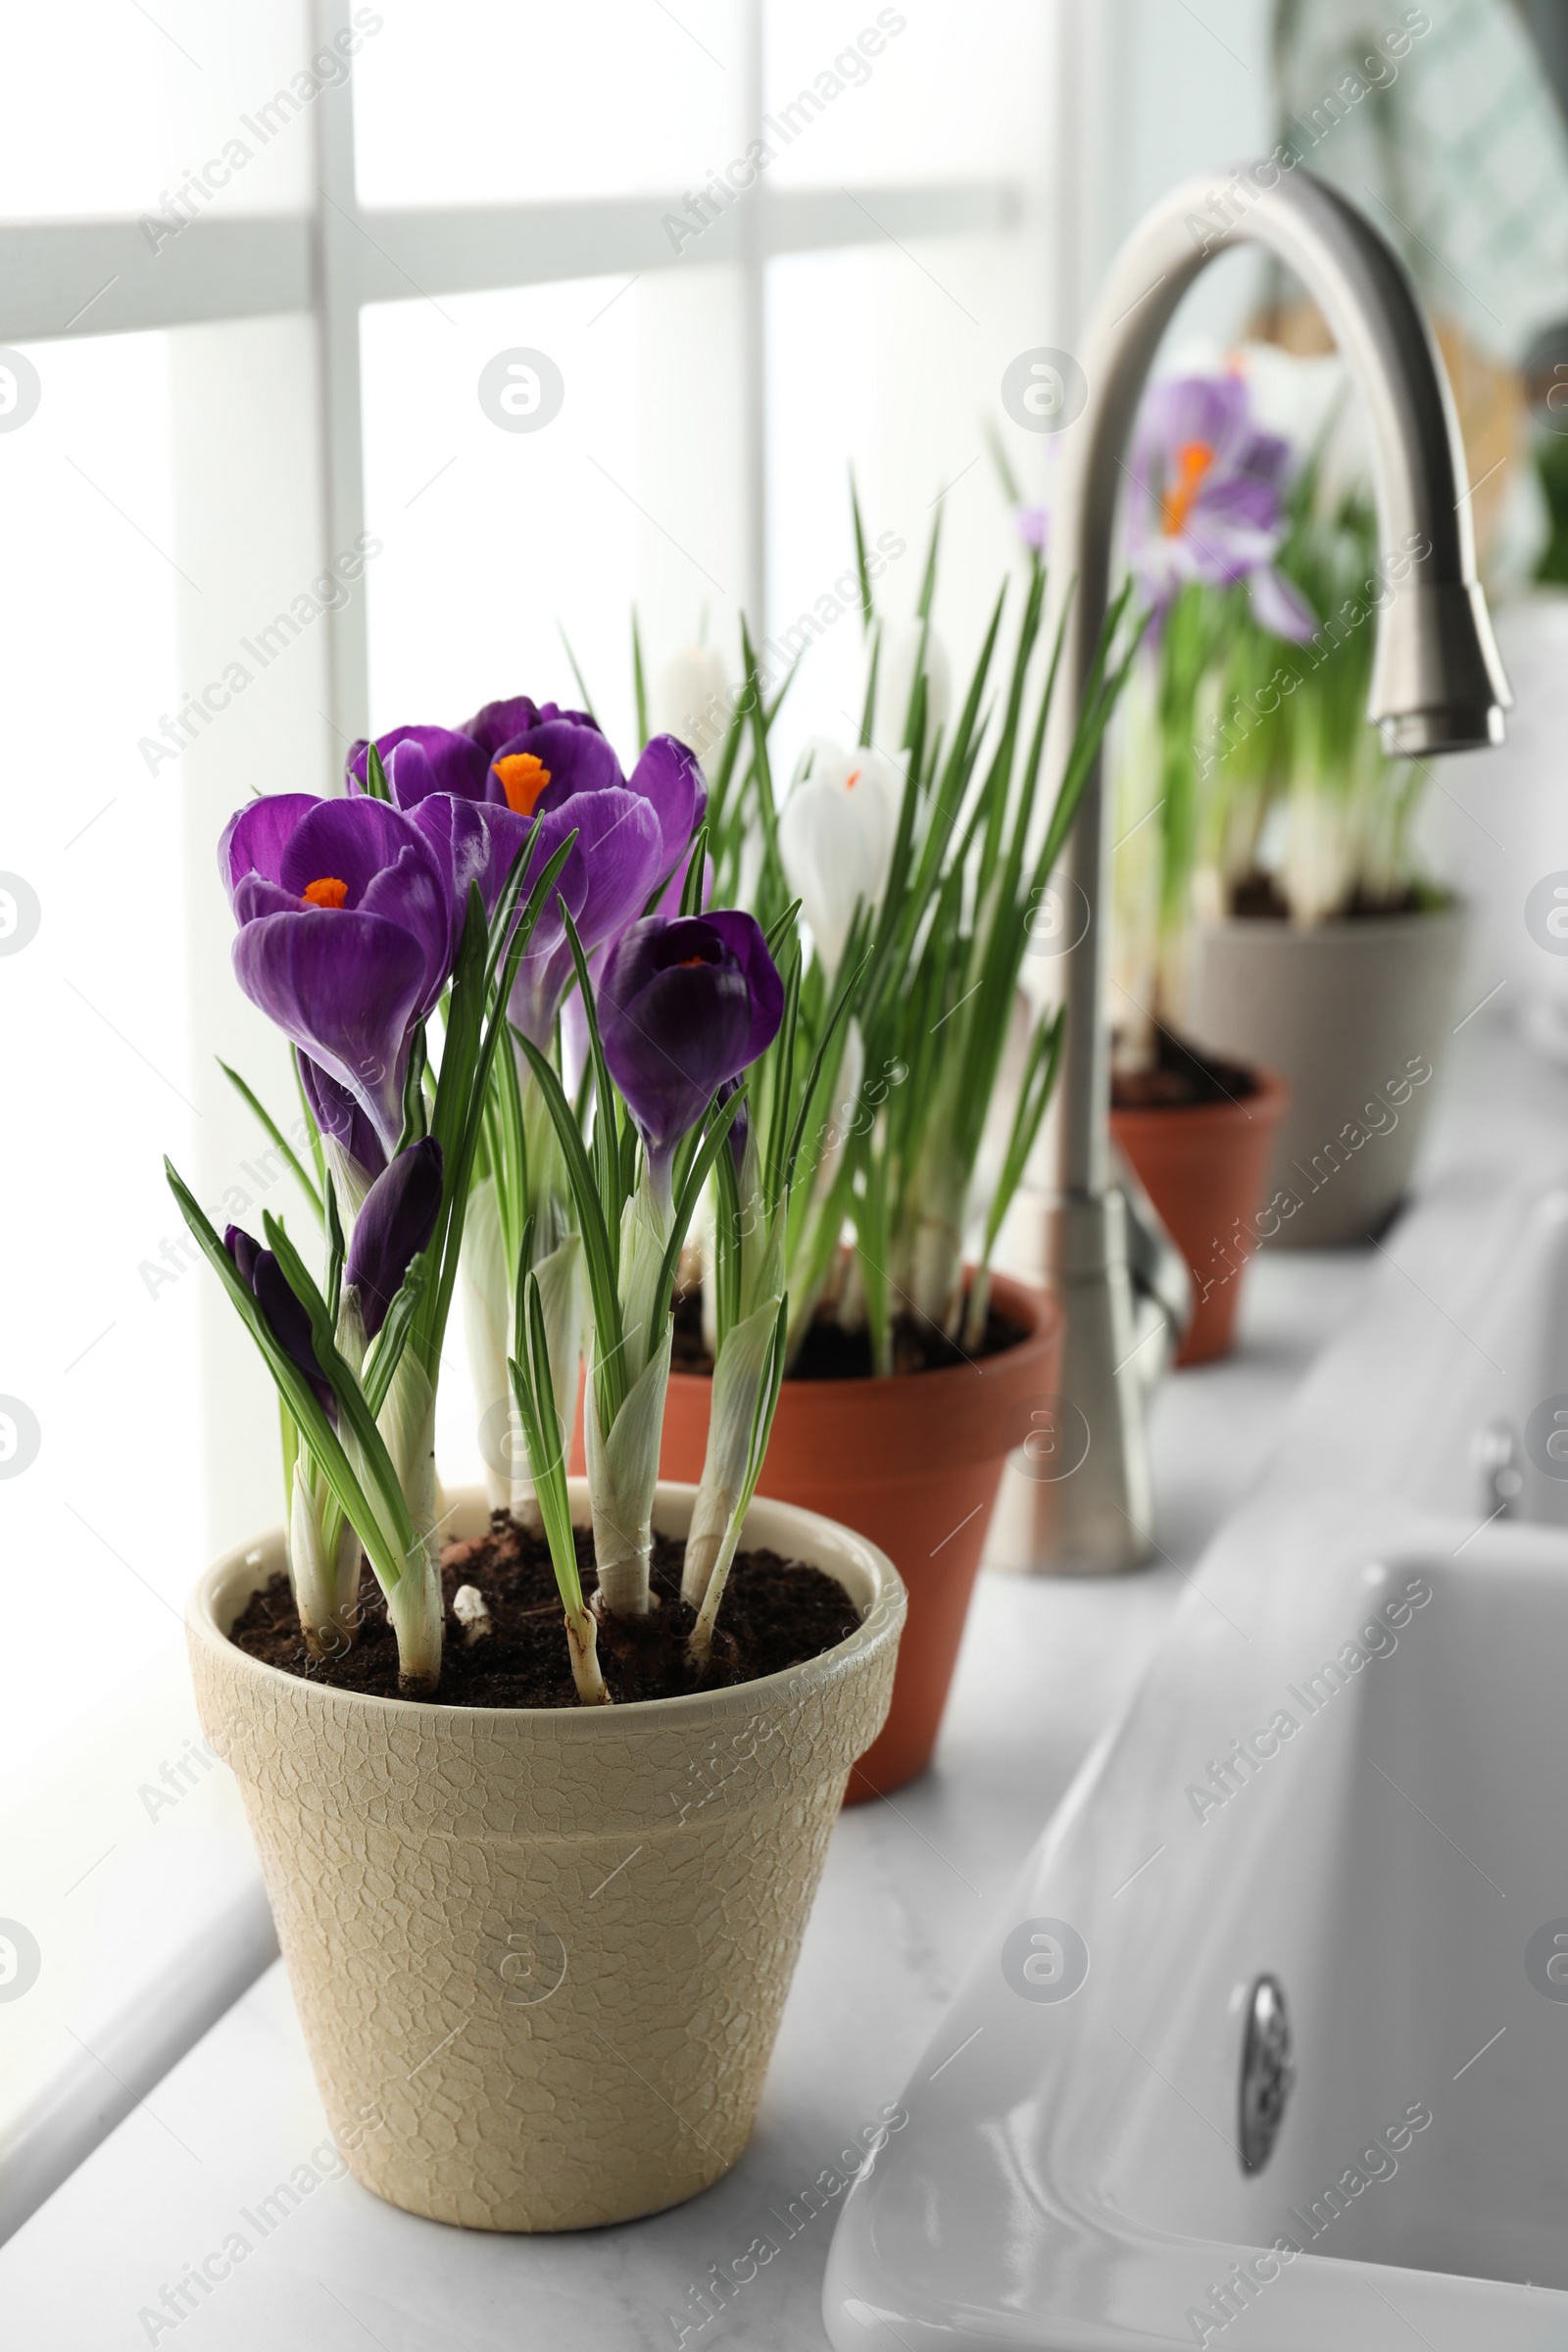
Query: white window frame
2 0 1023 744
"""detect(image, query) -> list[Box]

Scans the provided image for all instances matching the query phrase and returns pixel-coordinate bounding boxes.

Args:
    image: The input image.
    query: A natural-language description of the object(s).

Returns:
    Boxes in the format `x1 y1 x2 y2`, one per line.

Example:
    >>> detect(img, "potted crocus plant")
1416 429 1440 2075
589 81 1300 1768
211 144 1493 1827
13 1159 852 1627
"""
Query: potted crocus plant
653 514 1139 1794
173 704 905 2233
1107 371 1296 1361
1176 380 1460 1247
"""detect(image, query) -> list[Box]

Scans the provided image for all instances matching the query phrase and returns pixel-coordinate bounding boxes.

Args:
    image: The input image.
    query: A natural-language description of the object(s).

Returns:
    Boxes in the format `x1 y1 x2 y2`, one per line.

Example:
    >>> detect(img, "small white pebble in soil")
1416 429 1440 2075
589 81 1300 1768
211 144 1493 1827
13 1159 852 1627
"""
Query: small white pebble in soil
452 1585 492 1644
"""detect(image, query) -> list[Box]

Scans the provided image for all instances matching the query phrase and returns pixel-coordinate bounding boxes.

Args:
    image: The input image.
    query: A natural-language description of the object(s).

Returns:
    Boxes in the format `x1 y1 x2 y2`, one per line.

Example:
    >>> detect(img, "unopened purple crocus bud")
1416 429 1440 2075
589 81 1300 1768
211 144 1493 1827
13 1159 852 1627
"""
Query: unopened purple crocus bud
343 1137 444 1339
598 911 782 1171
224 1226 334 1416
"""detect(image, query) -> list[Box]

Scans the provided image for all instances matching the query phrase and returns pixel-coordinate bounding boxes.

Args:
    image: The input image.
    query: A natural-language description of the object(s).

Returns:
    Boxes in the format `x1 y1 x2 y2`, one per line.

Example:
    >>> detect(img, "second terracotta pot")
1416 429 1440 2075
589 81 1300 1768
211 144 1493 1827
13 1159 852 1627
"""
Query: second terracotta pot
1111 1068 1289 1366
655 1272 1061 1800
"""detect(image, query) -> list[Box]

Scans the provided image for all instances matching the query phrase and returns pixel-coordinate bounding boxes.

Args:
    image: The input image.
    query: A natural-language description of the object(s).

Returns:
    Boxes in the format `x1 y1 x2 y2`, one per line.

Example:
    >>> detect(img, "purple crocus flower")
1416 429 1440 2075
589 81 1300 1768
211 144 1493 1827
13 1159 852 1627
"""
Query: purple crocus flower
346 724 490 807
1015 505 1049 557
1126 372 1316 641
347 729 596 991
225 1225 333 1416
599 911 783 1186
460 696 601 761
220 794 454 1157
344 1137 443 1338
486 712 705 888
485 719 706 1047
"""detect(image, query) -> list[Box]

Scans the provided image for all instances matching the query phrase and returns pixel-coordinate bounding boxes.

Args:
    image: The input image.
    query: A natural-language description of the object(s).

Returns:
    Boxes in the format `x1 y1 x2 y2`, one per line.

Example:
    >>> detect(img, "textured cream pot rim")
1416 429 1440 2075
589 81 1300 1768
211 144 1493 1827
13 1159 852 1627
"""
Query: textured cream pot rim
189 1478 906 1733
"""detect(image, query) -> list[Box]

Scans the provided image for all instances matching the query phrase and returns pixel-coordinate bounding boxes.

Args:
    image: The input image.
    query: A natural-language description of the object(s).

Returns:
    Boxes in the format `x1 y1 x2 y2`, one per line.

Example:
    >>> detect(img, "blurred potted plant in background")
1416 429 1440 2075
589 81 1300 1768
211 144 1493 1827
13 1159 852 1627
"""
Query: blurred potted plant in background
1106 371 1295 1362
1172 363 1462 1250
653 499 1140 1794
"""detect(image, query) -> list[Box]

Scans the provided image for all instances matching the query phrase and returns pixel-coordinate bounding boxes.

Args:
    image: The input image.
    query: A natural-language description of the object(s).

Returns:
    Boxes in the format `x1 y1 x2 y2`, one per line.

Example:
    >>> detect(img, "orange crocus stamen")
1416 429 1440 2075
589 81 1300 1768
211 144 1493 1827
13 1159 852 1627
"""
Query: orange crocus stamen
303 877 349 908
494 751 552 816
1161 439 1215 537
845 767 861 789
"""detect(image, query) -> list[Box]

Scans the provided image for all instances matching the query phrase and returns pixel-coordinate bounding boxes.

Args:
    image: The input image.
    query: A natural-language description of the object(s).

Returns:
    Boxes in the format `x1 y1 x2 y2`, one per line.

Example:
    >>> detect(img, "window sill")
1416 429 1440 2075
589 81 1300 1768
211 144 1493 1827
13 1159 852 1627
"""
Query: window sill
0 1660 274 2243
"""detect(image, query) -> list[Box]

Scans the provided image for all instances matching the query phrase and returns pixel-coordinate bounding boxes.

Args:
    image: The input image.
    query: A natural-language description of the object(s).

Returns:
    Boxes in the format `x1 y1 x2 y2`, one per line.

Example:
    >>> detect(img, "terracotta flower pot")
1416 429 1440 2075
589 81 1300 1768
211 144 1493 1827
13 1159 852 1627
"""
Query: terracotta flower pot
1110 1068 1289 1366
187 1481 903 2233
655 1274 1061 1802
1186 905 1463 1247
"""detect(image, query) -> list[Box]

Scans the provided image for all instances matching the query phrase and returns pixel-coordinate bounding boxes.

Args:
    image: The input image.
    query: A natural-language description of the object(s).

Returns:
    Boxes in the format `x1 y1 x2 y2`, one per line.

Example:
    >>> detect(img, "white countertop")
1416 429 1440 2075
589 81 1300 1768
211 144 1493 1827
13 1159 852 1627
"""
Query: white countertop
83 979 1568 2352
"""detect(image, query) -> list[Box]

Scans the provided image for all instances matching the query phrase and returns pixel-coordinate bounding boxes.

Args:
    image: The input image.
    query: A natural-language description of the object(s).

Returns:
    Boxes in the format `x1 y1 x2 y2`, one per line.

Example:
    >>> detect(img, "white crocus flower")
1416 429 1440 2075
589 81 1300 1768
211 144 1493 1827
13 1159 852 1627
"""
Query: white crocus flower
778 740 902 975
876 618 951 750
650 643 732 765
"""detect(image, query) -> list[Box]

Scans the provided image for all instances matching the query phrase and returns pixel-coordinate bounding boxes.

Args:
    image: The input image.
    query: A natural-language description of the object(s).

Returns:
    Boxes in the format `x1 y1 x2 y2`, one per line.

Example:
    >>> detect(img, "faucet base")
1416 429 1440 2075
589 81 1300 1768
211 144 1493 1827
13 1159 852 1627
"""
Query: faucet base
988 1191 1159 1576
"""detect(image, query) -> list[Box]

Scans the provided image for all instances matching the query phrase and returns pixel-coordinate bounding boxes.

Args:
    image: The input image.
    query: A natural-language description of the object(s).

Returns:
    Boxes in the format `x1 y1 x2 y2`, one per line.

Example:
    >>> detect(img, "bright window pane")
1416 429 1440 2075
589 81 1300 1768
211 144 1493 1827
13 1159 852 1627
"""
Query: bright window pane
765 235 1038 777
763 0 1049 188
0 330 194 1777
0 314 334 1784
356 0 745 207
0 0 315 221
361 267 750 755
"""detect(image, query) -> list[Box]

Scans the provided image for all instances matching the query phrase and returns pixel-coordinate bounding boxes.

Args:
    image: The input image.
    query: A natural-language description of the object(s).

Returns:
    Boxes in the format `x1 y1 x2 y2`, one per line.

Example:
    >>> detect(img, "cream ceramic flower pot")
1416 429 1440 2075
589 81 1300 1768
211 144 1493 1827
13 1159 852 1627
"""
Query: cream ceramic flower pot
188 1480 904 2233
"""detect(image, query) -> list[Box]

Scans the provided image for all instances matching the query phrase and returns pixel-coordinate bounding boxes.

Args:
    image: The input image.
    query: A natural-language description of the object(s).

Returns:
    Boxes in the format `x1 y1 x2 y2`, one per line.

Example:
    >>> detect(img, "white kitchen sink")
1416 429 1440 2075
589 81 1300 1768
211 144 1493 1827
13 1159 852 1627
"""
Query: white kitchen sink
826 1154 1568 2349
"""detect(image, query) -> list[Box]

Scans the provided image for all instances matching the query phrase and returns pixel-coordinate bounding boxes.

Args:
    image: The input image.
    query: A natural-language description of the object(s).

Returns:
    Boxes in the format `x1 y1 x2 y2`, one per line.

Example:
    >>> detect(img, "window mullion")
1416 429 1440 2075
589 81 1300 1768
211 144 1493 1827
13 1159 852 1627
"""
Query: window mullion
313 0 370 752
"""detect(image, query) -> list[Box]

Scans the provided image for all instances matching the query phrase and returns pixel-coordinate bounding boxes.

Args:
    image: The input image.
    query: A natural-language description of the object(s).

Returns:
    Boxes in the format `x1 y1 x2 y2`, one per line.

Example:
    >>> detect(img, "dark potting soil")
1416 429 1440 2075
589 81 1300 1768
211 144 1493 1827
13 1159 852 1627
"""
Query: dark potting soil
1110 1026 1259 1112
227 1514 862 1708
1230 871 1430 921
669 1287 1029 1381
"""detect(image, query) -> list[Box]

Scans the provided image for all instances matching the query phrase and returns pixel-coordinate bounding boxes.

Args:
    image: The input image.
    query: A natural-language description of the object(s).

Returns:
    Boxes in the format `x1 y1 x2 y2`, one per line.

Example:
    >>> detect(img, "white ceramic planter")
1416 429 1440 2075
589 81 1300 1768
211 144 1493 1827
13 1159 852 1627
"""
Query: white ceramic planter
1187 904 1464 1248
188 1480 904 2233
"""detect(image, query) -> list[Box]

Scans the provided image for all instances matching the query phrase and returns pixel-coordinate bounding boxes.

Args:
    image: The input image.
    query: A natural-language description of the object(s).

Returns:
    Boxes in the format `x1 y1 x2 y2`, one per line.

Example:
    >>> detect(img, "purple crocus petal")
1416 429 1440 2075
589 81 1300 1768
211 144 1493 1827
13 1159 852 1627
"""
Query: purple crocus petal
346 725 491 807
460 695 541 759
411 794 571 927
252 1251 329 1402
233 909 427 1154
1197 463 1287 544
278 798 453 1011
626 733 708 875
219 795 320 909
225 1226 334 1416
1137 374 1251 473
233 873 306 925
652 834 708 919
721 1080 750 1175
224 1224 263 1289
701 909 785 1066
344 1136 444 1340
1249 564 1319 643
460 695 602 760
565 787 664 949
298 1055 388 1185
508 788 663 1047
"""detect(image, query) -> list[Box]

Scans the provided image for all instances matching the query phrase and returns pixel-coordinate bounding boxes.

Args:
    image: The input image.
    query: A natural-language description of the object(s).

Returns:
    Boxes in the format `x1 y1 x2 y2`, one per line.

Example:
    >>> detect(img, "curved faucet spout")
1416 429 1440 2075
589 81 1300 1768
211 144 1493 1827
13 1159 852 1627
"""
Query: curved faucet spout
1033 164 1510 1574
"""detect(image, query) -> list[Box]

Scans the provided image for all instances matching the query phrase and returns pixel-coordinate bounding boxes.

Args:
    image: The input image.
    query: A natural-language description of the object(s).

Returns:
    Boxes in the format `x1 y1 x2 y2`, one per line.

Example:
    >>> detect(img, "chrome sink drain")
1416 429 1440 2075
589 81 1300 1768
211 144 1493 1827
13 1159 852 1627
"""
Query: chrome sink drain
1239 1976 1294 2174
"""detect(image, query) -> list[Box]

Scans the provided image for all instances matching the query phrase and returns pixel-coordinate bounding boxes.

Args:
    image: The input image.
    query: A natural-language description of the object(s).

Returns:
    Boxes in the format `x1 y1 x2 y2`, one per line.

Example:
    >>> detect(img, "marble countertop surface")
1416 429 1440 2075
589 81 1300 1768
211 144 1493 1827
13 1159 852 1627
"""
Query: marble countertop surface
0 1231 1377 2352
13 1015 1563 2350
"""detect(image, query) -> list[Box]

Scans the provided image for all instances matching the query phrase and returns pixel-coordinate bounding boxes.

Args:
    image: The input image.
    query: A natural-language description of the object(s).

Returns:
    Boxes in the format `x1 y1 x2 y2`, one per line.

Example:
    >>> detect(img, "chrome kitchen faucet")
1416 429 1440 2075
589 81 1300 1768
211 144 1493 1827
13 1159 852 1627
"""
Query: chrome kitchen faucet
1032 164 1511 1573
